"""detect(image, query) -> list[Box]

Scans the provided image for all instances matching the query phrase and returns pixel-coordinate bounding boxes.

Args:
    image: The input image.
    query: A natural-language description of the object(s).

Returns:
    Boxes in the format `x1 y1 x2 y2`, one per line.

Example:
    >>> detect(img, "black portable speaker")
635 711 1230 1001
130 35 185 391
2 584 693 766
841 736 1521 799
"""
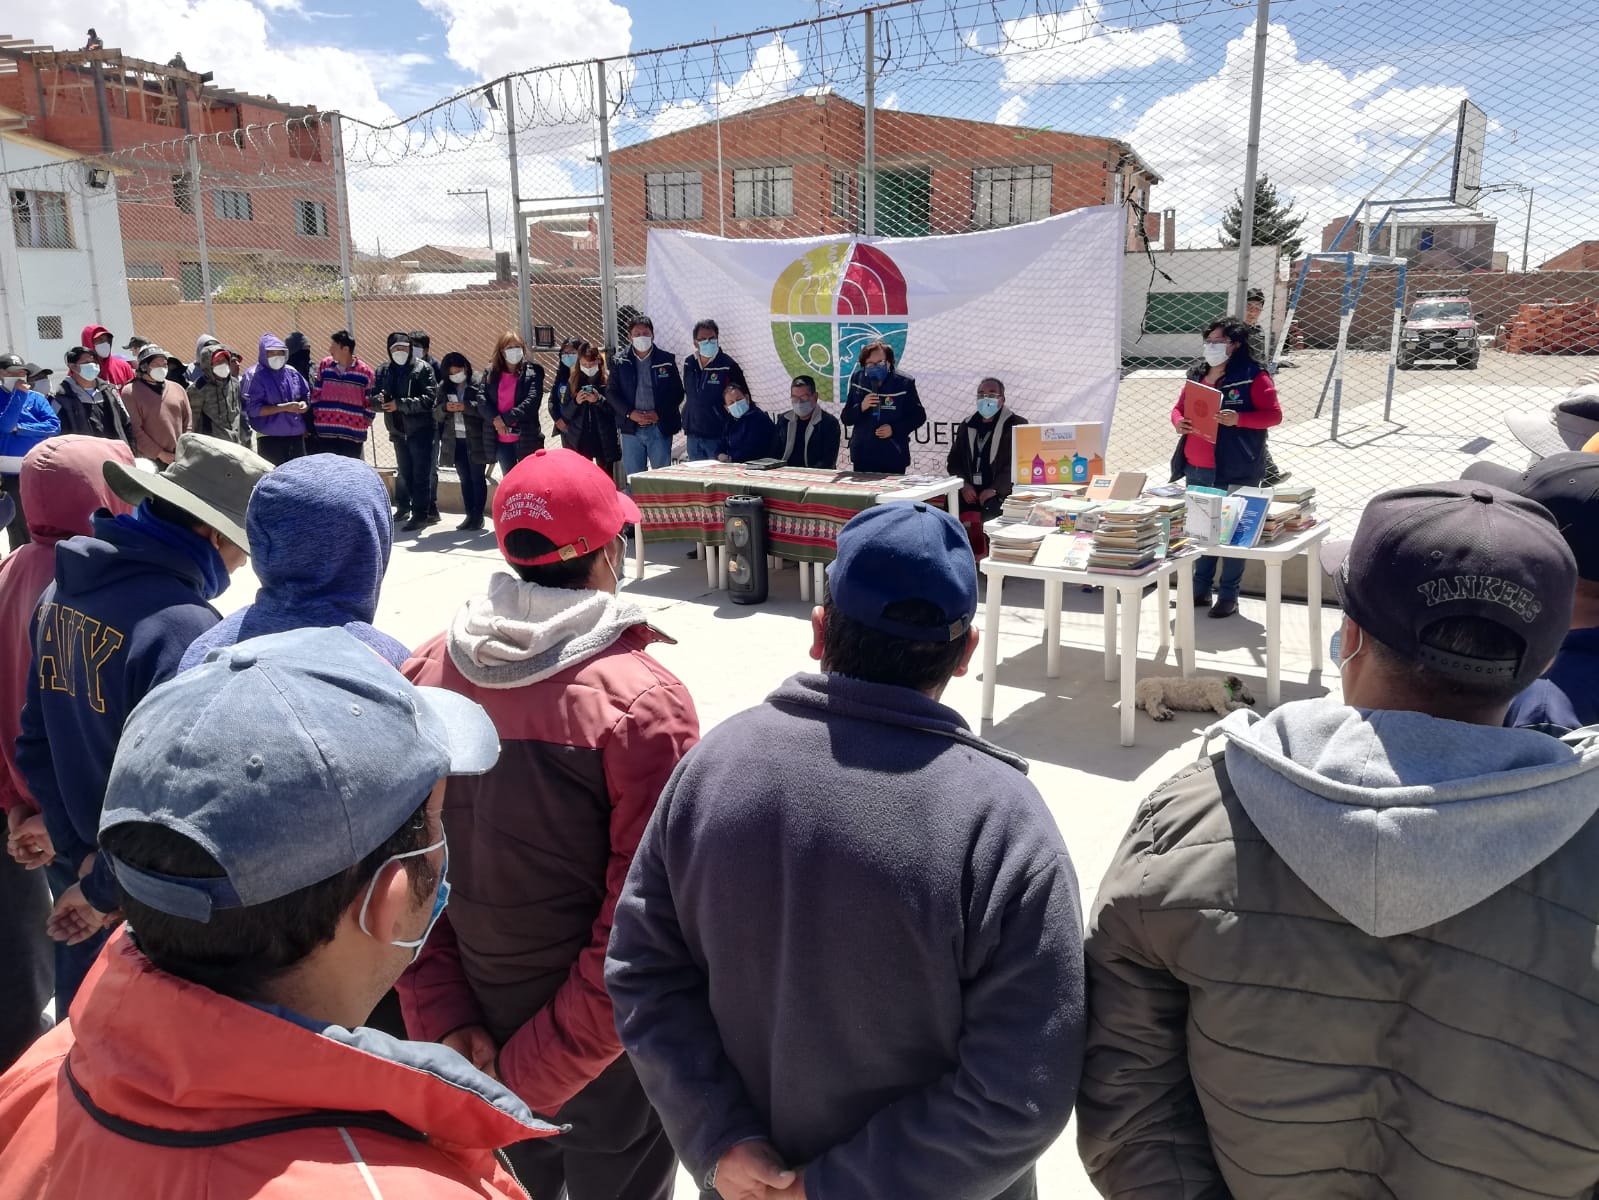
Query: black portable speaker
724 495 769 605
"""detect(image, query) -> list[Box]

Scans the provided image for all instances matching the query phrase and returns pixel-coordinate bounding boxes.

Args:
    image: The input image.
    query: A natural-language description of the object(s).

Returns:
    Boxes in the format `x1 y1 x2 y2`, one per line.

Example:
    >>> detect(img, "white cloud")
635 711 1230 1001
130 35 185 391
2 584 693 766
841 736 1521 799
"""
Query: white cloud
1127 23 1469 249
29 1 397 122
418 0 631 81
995 95 1028 126
984 1 1187 88
1110 93 1126 112
878 92 901 111
641 35 804 140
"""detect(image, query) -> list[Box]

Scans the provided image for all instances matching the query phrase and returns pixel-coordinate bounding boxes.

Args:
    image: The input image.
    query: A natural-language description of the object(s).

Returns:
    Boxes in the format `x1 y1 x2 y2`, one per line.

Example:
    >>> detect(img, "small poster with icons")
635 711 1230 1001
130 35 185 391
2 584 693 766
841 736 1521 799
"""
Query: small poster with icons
1011 422 1107 487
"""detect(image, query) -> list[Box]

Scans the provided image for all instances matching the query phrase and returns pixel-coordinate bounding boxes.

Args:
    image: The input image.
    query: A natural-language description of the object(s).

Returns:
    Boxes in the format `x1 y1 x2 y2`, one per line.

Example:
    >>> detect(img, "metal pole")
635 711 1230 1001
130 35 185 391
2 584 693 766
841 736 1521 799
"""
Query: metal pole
863 10 876 237
187 138 216 337
595 59 620 354
1522 187 1534 273
713 34 726 237
1232 0 1271 315
1384 263 1406 422
330 113 357 341
503 77 534 348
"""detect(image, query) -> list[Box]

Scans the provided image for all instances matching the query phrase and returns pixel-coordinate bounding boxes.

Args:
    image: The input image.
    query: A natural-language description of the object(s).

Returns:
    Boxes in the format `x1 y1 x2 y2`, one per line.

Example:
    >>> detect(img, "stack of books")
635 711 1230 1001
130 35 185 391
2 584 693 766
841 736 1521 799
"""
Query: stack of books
1088 502 1165 573
1142 494 1188 555
989 525 1051 564
1001 488 1053 519
1271 484 1318 535
1028 496 1103 532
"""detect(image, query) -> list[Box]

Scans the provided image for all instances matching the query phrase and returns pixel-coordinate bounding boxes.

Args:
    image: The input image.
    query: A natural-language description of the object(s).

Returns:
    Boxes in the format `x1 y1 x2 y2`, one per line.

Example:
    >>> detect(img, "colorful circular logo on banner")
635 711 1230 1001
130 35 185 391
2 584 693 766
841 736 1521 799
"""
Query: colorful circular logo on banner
770 242 909 405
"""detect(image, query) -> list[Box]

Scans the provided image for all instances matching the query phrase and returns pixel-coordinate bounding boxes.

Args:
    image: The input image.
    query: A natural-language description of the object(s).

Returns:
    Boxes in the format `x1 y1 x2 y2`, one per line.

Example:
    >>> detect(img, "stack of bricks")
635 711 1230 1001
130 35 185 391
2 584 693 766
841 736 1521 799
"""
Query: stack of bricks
1503 301 1599 355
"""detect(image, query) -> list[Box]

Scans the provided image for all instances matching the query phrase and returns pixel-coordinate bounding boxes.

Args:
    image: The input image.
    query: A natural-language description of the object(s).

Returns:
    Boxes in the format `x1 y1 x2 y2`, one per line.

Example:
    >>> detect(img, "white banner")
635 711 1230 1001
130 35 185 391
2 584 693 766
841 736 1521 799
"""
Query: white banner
643 205 1125 474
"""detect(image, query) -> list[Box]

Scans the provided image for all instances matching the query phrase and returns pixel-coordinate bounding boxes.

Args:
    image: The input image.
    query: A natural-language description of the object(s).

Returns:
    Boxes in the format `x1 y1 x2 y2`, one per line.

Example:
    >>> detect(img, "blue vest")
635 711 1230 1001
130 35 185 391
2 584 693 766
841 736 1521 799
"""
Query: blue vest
1192 361 1269 485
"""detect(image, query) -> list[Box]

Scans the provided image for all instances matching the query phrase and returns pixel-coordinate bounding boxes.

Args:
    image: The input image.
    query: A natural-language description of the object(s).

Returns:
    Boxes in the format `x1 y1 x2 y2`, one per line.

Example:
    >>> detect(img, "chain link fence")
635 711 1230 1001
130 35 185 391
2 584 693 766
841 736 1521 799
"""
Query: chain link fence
7 0 1598 528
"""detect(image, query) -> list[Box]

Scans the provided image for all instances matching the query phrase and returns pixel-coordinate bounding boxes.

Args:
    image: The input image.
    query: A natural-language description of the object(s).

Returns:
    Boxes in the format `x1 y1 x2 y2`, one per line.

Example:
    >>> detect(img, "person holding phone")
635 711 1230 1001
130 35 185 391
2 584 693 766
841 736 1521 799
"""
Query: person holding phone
562 343 620 472
841 340 925 475
1172 318 1282 618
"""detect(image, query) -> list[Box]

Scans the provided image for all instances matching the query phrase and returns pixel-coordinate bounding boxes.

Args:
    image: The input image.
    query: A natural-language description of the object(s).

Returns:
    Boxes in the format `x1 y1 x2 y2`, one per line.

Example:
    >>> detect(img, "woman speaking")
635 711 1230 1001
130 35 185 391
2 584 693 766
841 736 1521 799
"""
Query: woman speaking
1172 317 1282 619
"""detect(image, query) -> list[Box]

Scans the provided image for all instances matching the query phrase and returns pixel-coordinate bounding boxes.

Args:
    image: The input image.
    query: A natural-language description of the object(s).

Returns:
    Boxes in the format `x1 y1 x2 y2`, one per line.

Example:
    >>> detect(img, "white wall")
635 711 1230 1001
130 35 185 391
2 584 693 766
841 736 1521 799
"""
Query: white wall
1122 246 1281 362
0 137 134 370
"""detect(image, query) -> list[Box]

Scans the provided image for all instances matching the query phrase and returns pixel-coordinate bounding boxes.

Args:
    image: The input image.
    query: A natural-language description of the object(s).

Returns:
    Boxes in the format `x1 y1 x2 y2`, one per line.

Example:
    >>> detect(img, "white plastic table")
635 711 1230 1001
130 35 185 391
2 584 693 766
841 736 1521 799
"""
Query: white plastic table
1174 521 1330 706
978 555 1193 747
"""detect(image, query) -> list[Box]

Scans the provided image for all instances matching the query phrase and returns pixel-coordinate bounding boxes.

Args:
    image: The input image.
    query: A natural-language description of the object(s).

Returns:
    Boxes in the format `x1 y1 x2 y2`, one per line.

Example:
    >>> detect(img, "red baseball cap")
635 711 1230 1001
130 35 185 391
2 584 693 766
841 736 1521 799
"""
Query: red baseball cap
493 447 640 566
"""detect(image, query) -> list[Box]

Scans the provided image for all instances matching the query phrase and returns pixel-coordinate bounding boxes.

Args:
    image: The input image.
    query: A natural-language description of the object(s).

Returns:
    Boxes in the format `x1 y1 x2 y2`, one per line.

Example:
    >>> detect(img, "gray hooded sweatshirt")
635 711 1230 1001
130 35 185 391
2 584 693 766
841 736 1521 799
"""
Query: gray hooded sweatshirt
1220 701 1599 936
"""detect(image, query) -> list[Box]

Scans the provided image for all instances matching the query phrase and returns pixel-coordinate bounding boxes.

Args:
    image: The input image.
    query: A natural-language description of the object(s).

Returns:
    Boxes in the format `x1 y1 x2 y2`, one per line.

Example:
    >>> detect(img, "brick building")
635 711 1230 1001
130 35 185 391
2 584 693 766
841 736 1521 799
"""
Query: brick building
0 42 339 301
606 93 1158 272
1318 210 1499 273
1541 241 1599 272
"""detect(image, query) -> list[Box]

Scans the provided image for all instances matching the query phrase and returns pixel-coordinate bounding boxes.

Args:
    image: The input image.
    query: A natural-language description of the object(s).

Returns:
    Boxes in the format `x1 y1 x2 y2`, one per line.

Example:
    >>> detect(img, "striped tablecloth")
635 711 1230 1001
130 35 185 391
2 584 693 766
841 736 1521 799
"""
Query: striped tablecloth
631 463 948 564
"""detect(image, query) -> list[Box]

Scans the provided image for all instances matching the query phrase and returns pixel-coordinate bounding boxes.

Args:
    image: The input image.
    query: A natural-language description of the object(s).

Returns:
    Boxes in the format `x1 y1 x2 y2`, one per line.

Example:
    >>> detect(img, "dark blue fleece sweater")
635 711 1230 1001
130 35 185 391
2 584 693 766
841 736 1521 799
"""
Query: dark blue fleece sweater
16 512 224 909
606 672 1085 1200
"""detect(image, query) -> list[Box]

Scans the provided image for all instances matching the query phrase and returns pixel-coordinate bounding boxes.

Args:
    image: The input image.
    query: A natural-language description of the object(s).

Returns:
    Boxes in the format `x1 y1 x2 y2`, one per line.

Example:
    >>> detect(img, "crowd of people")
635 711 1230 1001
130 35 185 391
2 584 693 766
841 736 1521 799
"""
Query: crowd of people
3 307 1599 1200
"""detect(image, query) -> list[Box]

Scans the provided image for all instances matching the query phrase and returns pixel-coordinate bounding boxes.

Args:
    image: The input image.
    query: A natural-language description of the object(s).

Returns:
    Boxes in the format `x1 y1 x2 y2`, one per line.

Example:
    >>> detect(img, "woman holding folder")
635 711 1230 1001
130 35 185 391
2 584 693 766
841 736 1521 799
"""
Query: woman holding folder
1172 317 1282 618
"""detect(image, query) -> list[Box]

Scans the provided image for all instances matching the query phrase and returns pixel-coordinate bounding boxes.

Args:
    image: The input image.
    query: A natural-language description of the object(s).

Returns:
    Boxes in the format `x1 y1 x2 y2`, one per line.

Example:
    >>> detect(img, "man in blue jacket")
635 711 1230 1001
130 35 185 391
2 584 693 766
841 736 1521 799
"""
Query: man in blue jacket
0 354 61 550
681 319 747 462
15 432 271 1014
607 502 1085 1200
607 315 683 485
1467 452 1599 735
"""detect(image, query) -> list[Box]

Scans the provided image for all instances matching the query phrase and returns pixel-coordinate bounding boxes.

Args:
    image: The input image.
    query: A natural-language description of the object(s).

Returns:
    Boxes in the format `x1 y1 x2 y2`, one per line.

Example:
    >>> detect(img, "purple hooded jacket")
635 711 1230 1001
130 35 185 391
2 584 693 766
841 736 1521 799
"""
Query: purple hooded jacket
242 333 310 437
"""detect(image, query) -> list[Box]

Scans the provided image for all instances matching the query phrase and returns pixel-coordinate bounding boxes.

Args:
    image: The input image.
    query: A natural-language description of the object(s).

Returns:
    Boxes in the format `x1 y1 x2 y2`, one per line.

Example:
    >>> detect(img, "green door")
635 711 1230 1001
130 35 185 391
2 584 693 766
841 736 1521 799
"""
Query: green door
873 167 931 237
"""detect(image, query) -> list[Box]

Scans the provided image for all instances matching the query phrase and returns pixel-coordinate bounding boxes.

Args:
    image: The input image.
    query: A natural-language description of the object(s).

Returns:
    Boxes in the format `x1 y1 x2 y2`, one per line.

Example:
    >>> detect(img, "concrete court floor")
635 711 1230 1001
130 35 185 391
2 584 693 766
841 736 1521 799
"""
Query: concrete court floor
212 519 1342 1200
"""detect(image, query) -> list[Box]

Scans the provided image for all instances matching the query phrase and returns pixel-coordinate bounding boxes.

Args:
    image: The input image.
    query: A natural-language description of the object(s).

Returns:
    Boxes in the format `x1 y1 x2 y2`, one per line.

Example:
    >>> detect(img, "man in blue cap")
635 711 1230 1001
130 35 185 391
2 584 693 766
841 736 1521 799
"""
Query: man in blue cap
607 502 1086 1200
0 627 558 1199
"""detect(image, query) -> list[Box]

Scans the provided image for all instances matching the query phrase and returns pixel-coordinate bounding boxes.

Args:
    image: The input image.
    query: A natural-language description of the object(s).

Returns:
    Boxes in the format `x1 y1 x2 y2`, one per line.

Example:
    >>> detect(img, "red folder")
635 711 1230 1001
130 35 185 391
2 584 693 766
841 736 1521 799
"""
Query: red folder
1182 380 1223 443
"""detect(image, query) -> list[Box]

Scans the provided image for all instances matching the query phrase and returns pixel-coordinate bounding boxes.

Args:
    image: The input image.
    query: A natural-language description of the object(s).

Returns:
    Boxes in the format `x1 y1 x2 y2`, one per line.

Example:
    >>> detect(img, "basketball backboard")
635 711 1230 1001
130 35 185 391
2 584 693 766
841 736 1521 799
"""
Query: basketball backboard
1451 100 1487 208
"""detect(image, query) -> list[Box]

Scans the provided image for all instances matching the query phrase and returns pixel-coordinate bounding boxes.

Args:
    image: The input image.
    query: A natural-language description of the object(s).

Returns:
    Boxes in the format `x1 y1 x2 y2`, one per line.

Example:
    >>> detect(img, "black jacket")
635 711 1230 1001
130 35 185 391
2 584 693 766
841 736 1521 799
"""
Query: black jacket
479 364 546 460
718 405 777 464
53 376 134 449
373 350 437 438
608 347 684 439
841 368 927 474
774 409 841 469
559 376 621 466
435 376 489 467
948 408 1027 516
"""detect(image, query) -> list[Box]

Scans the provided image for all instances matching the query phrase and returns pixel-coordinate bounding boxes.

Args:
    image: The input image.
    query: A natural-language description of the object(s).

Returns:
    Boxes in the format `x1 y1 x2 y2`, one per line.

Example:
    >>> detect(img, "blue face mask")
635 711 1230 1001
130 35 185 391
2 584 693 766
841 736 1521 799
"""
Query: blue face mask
977 396 1001 419
727 399 750 420
698 339 719 359
864 363 889 385
560 353 577 369
359 836 449 963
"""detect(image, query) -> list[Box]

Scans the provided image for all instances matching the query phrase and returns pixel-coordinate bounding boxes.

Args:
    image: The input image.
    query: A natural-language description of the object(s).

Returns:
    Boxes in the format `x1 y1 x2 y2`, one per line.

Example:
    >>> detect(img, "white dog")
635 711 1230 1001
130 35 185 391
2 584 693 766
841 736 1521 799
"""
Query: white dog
1136 674 1256 721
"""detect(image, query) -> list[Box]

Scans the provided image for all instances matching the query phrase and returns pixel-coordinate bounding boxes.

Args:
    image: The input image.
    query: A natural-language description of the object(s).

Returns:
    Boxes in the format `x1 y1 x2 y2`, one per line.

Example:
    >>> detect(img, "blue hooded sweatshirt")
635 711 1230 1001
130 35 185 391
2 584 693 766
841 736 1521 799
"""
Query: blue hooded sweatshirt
0 386 62 475
180 454 408 672
16 506 229 910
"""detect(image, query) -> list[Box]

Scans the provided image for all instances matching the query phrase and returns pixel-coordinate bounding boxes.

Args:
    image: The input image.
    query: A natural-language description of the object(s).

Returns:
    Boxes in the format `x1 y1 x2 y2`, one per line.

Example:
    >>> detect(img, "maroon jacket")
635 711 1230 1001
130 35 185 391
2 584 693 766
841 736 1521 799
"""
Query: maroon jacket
398 582 698 1117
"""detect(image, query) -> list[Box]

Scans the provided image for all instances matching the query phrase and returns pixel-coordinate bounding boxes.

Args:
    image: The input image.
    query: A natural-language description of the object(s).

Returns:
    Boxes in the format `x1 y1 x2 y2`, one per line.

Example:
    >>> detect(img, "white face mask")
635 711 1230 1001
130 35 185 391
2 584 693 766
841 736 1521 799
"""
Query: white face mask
449 371 467 384
266 355 287 371
358 836 450 963
0 376 18 392
1202 343 1230 367
631 335 653 354
604 536 628 593
580 364 600 377
147 366 169 383
391 349 410 365
213 362 232 379
94 340 112 357
77 362 100 383
503 347 524 365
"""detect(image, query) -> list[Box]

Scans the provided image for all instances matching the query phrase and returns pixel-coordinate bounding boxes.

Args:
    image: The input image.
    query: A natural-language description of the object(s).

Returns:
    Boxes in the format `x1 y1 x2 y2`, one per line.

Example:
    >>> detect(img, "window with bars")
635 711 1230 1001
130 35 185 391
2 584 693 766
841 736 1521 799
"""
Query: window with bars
971 164 1053 229
296 198 329 237
831 168 860 227
644 171 703 221
733 166 794 219
172 172 195 214
10 190 73 248
125 262 166 278
214 189 254 221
